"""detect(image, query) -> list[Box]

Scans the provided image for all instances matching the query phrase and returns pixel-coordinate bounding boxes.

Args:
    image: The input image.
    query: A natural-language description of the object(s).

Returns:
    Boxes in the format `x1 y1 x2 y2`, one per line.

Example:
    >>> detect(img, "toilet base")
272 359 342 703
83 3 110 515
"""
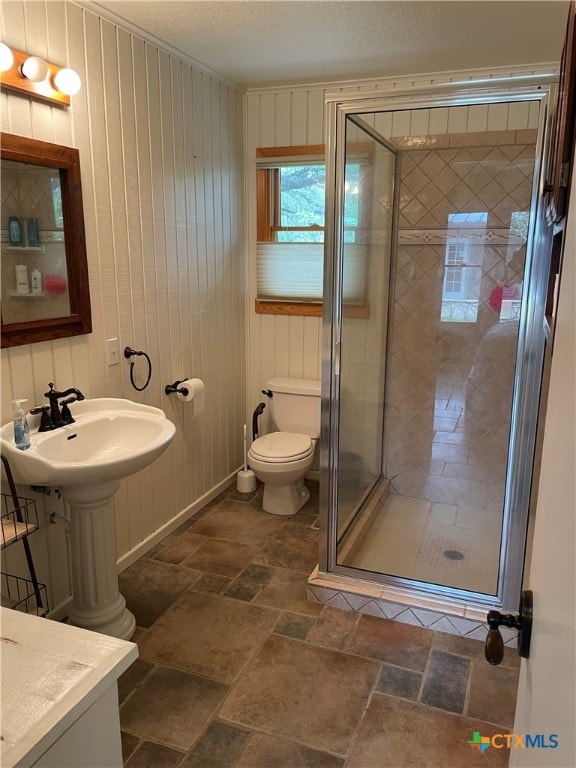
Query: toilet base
262 478 310 516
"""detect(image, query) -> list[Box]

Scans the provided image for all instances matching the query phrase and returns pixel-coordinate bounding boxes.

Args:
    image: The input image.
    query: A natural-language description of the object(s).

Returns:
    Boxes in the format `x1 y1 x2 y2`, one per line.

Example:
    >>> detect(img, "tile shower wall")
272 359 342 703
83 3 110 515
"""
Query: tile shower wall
0 0 245 612
386 129 536 508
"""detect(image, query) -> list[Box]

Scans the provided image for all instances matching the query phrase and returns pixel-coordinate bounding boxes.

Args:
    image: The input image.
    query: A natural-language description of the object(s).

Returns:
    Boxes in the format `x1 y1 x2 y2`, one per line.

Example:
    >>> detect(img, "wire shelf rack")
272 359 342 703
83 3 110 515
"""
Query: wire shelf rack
1 572 48 617
1 492 40 549
1 454 49 616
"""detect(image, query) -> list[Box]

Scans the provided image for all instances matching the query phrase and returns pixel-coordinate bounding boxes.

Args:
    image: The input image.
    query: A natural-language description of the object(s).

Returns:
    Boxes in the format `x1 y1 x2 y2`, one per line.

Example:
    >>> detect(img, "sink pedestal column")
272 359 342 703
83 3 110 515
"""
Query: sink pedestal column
63 481 136 640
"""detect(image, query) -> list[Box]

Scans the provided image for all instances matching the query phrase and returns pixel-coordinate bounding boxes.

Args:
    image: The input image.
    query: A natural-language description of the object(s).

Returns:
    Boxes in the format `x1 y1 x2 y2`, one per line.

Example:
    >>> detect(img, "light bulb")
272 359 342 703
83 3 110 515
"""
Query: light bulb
53 67 81 95
21 56 49 82
0 43 14 72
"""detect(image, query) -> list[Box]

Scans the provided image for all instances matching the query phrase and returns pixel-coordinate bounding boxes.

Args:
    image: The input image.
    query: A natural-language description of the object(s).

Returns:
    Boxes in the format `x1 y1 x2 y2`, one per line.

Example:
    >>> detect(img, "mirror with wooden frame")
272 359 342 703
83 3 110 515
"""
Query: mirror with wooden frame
1 133 91 348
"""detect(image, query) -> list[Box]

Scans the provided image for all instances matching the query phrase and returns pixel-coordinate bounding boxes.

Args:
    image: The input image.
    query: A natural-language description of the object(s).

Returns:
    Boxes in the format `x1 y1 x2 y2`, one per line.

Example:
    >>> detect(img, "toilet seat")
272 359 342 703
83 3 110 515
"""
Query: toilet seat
249 432 313 463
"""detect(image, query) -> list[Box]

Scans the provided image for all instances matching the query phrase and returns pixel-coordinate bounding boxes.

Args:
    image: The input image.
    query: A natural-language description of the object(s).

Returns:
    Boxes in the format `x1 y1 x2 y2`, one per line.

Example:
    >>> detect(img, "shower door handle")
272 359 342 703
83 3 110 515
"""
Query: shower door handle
484 590 533 665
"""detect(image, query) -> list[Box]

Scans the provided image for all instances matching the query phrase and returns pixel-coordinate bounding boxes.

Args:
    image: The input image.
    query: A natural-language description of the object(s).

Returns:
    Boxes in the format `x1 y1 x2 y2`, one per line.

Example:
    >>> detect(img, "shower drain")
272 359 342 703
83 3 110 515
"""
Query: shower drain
443 549 464 561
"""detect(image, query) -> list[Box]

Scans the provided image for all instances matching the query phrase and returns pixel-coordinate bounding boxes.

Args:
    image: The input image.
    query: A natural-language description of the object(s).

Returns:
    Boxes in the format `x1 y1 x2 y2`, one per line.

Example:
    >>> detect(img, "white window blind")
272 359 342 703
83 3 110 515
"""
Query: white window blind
257 242 366 303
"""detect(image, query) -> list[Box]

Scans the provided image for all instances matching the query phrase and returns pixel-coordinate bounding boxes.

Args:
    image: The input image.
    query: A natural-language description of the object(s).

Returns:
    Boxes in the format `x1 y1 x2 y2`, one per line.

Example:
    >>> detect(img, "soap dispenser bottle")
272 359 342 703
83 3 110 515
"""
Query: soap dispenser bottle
13 399 31 450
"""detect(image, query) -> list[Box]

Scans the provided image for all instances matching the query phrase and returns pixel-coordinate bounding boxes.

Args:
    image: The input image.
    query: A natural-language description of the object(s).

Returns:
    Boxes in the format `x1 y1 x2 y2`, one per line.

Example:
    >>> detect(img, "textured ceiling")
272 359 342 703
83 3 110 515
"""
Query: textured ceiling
86 0 569 88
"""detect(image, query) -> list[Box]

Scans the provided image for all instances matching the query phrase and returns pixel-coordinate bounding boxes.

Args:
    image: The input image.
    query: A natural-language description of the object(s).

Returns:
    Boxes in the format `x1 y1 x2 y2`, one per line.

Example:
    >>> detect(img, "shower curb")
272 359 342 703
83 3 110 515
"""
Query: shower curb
307 566 518 648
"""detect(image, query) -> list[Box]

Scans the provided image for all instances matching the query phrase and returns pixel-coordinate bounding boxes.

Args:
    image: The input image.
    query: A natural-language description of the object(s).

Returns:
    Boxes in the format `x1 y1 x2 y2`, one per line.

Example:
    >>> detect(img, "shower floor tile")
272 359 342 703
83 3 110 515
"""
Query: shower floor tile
120 480 517 768
347 493 501 594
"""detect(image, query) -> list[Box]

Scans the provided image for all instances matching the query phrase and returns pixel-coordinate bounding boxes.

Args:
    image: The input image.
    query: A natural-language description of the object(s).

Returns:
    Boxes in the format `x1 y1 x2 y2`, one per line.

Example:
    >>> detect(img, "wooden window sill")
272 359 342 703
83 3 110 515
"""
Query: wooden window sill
255 300 369 318
255 300 322 316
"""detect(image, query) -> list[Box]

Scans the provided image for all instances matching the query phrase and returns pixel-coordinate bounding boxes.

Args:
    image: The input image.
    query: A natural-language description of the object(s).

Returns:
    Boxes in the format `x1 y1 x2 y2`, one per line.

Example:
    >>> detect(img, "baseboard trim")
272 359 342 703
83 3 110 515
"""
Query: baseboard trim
117 469 238 573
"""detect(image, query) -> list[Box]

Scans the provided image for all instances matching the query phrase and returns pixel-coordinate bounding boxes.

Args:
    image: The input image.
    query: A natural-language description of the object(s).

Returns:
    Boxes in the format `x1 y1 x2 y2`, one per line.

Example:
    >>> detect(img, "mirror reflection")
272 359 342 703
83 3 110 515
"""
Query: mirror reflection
1 159 71 324
1 133 91 348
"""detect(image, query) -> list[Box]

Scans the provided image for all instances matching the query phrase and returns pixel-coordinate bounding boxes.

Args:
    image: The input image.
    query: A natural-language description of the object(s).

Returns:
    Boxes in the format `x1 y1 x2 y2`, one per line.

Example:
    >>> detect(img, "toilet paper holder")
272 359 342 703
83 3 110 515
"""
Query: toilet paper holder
165 379 190 397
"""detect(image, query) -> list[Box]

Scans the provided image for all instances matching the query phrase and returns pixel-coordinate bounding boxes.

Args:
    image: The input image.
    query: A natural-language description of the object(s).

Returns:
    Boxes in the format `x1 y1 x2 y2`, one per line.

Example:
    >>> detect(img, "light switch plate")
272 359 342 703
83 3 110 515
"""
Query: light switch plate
107 337 120 366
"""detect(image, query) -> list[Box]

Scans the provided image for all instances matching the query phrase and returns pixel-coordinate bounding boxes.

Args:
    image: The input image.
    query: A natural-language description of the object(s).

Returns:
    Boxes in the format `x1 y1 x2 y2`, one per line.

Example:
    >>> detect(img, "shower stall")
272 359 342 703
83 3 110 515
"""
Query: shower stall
316 77 556 623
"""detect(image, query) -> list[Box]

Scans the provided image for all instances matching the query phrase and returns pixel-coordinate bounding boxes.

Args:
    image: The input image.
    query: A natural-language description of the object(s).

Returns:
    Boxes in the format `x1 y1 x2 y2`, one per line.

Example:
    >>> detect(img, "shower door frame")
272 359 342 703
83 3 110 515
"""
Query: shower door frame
333 113 401 541
320 75 558 612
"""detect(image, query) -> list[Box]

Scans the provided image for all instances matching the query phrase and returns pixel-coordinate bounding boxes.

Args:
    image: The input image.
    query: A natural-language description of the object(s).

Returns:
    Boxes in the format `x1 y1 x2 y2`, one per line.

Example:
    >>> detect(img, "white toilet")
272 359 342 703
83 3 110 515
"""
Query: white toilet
248 377 321 515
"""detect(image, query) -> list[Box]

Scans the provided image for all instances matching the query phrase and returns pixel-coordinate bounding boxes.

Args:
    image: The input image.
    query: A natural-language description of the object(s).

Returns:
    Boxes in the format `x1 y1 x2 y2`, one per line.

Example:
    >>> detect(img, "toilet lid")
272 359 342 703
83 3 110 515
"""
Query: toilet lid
250 432 313 462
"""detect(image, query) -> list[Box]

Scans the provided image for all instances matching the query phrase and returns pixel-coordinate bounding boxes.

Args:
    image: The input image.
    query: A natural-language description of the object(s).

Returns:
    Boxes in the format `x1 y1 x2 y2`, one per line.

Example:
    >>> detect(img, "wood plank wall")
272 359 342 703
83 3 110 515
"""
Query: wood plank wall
0 1 245 613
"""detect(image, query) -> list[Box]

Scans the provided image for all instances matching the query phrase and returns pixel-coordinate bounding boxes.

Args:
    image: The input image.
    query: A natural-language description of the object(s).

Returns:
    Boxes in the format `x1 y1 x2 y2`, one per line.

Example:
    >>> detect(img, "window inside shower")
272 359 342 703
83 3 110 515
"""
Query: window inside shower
327 96 546 602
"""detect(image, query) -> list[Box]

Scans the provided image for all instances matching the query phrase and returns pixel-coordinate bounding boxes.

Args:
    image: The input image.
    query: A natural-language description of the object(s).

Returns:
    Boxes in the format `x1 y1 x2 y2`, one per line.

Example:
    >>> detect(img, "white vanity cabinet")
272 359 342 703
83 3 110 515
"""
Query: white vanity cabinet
0 608 137 767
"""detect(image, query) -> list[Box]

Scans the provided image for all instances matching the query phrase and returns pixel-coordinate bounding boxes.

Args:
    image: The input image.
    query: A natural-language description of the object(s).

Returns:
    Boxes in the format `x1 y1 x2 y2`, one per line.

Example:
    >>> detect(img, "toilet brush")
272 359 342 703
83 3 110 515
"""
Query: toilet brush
237 424 257 493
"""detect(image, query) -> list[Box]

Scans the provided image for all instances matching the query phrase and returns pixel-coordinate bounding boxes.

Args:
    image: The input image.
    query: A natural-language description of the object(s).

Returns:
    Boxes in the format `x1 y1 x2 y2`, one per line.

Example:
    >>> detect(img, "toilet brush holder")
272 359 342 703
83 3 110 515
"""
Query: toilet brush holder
237 469 257 493
237 423 257 492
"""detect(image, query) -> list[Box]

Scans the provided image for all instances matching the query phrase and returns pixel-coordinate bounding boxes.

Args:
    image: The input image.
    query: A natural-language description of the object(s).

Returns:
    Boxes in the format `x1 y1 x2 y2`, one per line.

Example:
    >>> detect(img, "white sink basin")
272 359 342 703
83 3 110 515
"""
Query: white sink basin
1 397 176 640
0 398 176 487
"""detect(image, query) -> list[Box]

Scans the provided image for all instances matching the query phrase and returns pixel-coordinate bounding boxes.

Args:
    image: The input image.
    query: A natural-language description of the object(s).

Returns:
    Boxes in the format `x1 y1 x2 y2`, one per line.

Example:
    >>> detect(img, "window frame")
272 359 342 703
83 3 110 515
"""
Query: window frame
255 144 371 317
256 145 326 251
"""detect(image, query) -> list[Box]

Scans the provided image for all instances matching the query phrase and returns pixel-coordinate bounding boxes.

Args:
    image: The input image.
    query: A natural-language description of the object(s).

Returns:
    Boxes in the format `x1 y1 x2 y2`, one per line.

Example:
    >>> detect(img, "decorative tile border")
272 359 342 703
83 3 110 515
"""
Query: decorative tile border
390 129 537 150
307 567 518 648
398 227 526 246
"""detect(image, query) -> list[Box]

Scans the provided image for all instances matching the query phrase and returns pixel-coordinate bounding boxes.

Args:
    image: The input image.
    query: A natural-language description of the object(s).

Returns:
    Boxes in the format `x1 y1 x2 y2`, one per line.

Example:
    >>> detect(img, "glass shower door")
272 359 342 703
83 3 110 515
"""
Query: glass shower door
334 116 398 552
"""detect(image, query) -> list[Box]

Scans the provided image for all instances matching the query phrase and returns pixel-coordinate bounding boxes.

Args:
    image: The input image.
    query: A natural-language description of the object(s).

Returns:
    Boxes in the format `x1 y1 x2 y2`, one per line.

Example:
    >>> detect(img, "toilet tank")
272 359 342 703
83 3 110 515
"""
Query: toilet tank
267 377 321 438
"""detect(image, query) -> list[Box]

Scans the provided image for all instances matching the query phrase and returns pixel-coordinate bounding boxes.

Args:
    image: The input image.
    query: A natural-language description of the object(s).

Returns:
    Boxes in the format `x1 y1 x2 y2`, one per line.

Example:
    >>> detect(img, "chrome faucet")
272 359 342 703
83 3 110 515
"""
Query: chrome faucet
37 382 85 430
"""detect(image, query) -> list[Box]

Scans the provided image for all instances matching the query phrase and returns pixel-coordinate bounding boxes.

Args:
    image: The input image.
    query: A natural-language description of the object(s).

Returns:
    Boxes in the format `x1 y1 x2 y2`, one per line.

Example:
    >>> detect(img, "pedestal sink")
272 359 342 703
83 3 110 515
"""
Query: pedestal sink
0 399 176 640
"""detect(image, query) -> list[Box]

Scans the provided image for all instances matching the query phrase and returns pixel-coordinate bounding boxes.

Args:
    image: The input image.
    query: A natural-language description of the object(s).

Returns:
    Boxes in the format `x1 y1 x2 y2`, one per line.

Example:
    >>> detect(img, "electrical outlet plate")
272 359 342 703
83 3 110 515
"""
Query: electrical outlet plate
107 338 120 366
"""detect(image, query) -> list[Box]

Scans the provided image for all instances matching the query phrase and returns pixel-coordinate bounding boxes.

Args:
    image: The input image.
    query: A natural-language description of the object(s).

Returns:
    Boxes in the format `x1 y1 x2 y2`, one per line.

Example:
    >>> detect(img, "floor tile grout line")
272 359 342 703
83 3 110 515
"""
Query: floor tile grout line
463 654 475 718
415 637 434 707
118 660 158 710
121 727 187 756
371 689 514 731
341 659 385 767
214 712 351 764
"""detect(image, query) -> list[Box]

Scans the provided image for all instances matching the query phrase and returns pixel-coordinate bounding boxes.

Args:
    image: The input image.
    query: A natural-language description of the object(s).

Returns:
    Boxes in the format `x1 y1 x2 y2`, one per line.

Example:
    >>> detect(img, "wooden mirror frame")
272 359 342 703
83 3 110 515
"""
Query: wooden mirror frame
1 133 92 348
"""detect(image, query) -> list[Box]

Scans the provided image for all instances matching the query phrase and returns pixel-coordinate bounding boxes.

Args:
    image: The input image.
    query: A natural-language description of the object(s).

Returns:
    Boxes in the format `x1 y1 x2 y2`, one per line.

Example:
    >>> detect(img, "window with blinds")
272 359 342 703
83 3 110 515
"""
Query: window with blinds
257 242 367 302
256 145 367 313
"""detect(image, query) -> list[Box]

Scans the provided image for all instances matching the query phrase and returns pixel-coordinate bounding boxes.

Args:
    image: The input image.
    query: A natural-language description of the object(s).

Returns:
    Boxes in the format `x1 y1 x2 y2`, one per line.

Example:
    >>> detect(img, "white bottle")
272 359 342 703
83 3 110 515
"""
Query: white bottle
31 269 42 294
15 264 29 294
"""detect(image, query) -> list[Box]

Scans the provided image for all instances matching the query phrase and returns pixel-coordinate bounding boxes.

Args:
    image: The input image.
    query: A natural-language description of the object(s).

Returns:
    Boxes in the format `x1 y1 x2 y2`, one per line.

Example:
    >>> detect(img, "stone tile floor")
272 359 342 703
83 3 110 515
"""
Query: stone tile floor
119 482 519 768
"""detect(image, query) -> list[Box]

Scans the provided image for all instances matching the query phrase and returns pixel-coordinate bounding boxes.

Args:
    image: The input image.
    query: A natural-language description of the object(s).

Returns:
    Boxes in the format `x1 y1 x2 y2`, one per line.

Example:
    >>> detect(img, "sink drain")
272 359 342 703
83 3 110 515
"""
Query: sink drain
443 549 464 561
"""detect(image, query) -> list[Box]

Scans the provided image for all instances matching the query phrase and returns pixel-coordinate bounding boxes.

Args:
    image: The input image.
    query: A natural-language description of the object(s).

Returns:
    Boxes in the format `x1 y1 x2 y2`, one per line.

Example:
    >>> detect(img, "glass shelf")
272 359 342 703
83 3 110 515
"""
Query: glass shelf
7 291 48 298
2 245 45 254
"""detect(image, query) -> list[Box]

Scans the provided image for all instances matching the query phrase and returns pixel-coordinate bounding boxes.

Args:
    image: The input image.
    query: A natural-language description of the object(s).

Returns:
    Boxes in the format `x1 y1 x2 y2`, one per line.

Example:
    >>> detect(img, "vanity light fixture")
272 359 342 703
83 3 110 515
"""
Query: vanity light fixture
0 44 81 106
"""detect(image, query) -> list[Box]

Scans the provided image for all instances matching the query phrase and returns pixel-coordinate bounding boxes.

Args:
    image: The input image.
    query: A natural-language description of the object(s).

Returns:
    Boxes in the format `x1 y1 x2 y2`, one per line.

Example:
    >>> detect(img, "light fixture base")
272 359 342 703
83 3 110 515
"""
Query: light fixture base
0 47 73 106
